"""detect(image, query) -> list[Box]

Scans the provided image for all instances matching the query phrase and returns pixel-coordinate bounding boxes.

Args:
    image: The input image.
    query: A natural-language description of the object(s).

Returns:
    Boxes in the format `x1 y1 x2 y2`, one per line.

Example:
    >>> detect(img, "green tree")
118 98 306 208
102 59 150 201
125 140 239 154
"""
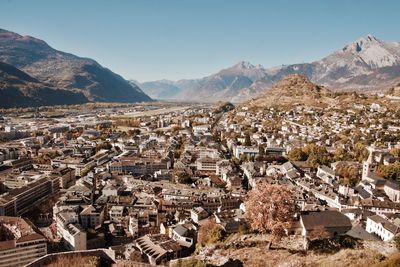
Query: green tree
303 144 332 167
177 172 193 184
244 131 251 146
378 162 400 181
240 153 249 162
232 157 240 166
391 148 400 158
96 141 112 152
208 225 225 243
288 148 307 161
336 164 361 186
333 147 349 162
354 142 369 162
394 235 400 251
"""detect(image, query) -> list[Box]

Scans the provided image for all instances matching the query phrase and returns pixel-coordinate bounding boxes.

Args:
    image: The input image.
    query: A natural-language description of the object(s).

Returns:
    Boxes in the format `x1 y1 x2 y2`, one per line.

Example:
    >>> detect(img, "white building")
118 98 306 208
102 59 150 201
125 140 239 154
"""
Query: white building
128 215 139 238
171 224 194 248
198 148 219 159
384 181 400 203
233 145 259 159
109 205 124 222
366 215 400 241
190 207 208 223
61 223 87 250
316 165 337 184
338 185 355 197
192 125 210 135
55 210 87 250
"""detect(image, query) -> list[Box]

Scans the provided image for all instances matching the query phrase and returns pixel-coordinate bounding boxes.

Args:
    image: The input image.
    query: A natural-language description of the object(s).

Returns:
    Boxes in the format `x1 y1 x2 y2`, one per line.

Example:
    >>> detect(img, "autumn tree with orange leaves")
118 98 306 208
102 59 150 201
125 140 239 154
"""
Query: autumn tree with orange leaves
197 218 225 246
245 183 297 241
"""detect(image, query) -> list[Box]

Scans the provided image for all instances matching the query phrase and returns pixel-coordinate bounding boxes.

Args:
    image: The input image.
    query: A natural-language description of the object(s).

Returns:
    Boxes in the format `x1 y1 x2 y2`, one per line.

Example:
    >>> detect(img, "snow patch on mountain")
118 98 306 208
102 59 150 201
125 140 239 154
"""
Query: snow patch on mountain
358 44 399 68
336 35 400 69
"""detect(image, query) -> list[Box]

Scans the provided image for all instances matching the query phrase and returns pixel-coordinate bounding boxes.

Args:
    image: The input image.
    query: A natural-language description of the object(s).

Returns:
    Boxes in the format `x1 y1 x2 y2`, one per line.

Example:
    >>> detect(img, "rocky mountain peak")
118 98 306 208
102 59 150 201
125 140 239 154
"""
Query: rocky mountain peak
234 61 257 70
359 34 379 43
248 74 333 108
272 74 315 90
322 34 400 72
342 34 381 53
267 74 332 98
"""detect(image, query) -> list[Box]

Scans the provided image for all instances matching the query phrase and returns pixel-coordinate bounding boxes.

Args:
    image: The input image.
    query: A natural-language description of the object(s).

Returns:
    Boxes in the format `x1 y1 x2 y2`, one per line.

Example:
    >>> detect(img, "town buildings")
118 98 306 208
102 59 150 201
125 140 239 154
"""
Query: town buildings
0 100 398 265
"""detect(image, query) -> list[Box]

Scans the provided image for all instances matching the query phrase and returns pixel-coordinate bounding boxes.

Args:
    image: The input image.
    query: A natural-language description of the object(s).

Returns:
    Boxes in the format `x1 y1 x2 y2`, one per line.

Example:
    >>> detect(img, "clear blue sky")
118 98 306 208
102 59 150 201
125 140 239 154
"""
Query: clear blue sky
1 0 399 82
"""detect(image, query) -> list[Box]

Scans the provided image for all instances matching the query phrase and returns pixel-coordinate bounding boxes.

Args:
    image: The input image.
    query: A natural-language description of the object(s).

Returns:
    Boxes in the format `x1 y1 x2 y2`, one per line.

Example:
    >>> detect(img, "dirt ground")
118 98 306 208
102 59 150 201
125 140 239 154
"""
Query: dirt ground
195 233 395 267
217 246 377 267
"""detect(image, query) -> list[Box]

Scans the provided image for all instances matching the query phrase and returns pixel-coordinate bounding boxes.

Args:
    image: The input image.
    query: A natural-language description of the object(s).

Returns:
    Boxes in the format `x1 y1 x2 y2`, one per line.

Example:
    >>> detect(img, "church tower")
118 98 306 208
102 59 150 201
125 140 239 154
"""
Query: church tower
362 146 377 180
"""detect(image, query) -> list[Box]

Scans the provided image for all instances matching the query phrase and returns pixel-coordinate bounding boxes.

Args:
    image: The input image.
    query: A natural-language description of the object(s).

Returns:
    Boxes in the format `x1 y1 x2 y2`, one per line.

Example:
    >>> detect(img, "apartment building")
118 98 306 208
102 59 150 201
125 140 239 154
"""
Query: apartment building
51 167 76 189
55 210 87 251
233 145 259 159
109 157 169 175
0 216 47 267
0 176 60 216
80 205 105 229
196 157 219 172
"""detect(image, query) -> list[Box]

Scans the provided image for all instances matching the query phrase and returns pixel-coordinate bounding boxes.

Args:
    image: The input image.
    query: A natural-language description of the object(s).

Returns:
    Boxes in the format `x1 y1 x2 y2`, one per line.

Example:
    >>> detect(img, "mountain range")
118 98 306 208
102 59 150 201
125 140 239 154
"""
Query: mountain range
1 28 399 107
0 28 151 108
138 35 400 102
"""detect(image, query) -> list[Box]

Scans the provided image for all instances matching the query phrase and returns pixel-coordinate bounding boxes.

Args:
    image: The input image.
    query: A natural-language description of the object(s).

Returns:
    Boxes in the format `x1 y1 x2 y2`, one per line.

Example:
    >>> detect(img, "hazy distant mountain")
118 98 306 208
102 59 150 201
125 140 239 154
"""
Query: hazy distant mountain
140 61 266 102
131 80 182 100
0 61 87 108
142 35 400 103
0 28 152 105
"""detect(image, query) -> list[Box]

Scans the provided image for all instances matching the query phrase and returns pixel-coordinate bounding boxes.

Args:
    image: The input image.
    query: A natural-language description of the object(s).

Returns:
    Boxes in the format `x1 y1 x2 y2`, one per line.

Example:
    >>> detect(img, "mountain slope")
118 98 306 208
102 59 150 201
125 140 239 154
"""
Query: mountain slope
177 61 267 102
266 35 400 90
142 35 400 103
140 61 267 102
0 61 88 108
248 74 336 108
0 28 152 103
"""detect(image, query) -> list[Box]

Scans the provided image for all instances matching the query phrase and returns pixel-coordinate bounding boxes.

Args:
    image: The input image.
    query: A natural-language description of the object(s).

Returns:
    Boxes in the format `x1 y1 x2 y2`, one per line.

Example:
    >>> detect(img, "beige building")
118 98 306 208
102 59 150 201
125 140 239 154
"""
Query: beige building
55 210 87 251
0 176 60 216
196 157 219 172
109 157 169 175
51 167 76 189
80 205 104 229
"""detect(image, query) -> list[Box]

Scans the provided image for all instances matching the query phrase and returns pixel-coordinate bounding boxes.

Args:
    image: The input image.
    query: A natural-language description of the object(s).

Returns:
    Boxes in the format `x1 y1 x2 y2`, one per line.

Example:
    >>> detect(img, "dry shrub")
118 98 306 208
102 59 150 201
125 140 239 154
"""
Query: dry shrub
46 255 100 267
377 252 400 267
